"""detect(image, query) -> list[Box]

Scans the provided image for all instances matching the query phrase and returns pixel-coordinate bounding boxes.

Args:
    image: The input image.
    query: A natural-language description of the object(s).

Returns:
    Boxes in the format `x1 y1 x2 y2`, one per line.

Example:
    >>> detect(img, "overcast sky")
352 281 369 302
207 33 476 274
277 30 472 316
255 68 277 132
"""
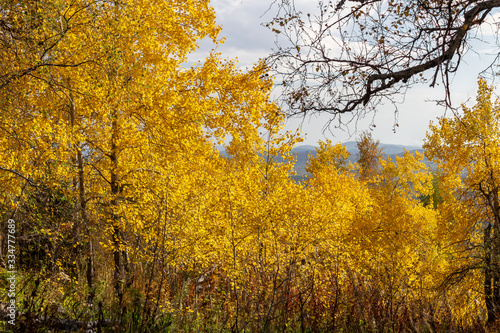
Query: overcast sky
197 0 500 147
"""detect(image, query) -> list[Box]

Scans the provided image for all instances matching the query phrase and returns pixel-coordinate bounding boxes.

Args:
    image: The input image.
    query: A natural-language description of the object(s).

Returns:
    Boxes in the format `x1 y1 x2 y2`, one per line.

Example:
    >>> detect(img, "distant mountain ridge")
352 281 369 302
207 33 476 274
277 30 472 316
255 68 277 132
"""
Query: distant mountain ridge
216 142 432 177
291 141 428 176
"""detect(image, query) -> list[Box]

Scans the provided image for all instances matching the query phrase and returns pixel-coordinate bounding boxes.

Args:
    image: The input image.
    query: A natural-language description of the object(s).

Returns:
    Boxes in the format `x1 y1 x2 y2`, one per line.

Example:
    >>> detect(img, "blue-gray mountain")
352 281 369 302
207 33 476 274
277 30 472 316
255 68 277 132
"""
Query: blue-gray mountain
216 142 434 178
290 142 432 176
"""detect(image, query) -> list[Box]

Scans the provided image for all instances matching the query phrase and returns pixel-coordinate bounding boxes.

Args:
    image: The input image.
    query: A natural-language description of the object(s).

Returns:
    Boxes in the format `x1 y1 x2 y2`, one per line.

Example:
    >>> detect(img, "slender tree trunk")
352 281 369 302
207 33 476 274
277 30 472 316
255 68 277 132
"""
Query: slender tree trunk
493 232 500 322
485 223 497 323
110 111 132 308
493 190 500 318
110 113 124 305
68 83 95 305
77 147 95 303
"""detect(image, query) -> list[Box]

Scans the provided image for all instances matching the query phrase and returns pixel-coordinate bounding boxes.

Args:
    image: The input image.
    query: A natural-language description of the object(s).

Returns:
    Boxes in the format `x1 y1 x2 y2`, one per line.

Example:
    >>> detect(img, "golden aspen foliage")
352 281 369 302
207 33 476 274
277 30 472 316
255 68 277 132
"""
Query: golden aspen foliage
424 78 500 324
2 0 497 331
358 151 437 300
305 140 371 273
295 138 440 330
0 0 304 325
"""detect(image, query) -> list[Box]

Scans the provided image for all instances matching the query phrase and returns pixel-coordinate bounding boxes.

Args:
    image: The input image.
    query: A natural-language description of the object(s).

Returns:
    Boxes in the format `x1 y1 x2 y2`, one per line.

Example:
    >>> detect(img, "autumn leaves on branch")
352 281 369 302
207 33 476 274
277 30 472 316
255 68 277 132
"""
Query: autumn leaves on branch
1 0 500 330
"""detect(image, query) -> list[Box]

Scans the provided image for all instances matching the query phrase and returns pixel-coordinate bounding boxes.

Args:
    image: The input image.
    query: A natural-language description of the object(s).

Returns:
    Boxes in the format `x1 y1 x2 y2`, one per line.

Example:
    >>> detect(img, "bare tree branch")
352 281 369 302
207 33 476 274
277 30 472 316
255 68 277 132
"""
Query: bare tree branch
268 0 500 121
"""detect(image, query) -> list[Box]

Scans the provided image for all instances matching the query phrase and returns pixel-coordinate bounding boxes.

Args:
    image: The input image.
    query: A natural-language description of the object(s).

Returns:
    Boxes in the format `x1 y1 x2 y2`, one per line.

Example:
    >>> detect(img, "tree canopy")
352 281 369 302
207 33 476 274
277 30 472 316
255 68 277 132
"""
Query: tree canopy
3 0 500 331
268 0 500 119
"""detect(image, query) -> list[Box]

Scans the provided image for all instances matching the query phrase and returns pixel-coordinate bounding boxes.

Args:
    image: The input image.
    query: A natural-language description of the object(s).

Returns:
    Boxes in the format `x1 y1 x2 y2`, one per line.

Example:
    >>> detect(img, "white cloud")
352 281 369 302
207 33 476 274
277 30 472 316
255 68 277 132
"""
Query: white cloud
211 0 244 19
198 0 498 146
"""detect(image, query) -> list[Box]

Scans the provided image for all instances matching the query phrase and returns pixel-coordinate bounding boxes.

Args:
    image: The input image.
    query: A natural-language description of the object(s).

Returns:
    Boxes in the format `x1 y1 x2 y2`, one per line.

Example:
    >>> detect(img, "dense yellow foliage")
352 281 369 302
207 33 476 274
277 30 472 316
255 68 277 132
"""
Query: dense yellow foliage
0 0 497 331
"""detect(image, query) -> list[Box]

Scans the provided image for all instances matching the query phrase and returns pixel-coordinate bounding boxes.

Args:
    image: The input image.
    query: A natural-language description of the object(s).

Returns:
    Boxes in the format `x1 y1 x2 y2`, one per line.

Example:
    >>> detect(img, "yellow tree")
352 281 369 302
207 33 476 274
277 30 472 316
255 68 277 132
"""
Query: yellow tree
0 0 96 91
306 137 437 329
356 131 383 181
424 78 500 323
196 103 304 331
304 141 371 328
360 150 437 322
1 1 311 327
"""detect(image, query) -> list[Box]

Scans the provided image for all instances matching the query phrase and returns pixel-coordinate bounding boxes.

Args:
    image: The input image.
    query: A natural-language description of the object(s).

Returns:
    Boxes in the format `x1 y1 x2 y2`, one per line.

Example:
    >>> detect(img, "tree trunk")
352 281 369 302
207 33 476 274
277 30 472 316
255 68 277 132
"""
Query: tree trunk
485 222 499 324
493 190 500 317
68 82 95 305
77 147 95 301
109 111 132 308
110 114 124 304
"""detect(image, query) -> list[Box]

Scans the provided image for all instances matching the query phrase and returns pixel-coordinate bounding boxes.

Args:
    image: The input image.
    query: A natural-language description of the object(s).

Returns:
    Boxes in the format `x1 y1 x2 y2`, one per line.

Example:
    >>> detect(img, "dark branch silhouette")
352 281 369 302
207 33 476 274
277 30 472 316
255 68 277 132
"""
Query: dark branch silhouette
268 0 500 119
